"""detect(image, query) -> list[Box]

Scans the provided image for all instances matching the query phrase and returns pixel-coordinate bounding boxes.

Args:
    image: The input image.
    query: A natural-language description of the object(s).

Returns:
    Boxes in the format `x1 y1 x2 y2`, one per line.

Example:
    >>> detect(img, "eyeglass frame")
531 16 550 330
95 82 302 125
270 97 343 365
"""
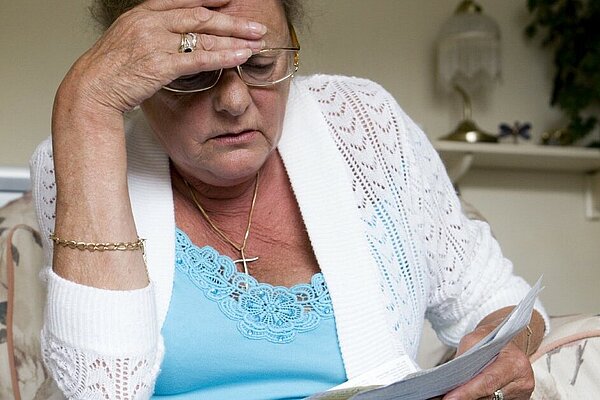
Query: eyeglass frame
163 24 301 94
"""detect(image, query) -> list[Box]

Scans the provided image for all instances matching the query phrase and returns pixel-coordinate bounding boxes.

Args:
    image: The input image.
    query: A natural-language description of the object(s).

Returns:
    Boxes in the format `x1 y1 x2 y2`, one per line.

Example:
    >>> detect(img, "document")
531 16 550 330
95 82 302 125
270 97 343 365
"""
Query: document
307 277 543 400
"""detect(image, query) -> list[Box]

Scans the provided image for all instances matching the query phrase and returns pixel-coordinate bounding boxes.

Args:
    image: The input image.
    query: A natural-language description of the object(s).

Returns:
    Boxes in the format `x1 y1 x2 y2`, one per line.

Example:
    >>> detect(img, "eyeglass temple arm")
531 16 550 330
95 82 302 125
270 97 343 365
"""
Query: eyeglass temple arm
289 22 300 50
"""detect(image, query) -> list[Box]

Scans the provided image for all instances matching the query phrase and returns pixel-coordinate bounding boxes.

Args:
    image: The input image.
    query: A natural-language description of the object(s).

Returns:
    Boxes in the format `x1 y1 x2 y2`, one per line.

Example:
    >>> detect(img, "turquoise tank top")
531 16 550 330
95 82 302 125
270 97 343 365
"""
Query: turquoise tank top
152 229 347 399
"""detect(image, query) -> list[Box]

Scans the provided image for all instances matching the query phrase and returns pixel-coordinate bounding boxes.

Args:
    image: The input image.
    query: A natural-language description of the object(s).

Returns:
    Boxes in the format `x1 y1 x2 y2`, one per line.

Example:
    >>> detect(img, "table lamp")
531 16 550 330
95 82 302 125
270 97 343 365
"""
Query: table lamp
437 0 501 143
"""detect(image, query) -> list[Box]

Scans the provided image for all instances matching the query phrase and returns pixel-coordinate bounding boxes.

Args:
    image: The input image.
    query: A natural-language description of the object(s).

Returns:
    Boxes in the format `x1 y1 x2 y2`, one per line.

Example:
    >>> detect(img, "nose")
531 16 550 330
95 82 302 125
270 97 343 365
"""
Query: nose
211 69 252 117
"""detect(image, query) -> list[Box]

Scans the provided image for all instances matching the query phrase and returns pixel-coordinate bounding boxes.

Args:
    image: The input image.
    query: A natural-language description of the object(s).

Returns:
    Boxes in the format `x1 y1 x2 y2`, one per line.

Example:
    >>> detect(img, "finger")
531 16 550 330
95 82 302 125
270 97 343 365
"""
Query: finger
142 0 229 12
443 350 533 400
180 33 264 53
447 367 504 400
163 7 267 39
456 325 496 357
175 48 253 77
442 356 508 399
111 10 264 55
165 31 263 78
163 31 263 60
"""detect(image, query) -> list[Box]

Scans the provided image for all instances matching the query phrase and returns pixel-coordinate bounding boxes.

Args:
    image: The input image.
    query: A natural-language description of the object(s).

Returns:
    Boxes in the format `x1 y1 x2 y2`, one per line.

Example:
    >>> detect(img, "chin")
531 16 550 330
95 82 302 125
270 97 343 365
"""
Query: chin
206 153 270 185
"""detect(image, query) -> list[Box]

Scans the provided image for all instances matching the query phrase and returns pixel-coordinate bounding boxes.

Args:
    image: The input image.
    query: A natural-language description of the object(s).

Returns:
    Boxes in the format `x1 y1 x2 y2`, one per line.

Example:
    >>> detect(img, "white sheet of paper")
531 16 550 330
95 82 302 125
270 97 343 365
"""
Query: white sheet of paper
306 357 417 400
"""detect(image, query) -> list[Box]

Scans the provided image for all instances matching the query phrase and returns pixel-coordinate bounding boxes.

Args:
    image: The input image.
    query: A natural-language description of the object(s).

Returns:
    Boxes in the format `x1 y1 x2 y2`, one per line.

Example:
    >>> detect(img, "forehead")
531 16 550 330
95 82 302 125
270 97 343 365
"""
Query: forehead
216 0 288 45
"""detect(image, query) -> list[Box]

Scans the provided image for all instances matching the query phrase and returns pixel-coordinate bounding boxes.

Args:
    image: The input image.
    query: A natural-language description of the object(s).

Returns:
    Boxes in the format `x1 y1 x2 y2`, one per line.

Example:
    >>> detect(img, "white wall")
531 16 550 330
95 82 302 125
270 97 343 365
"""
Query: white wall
0 0 97 166
1 0 598 313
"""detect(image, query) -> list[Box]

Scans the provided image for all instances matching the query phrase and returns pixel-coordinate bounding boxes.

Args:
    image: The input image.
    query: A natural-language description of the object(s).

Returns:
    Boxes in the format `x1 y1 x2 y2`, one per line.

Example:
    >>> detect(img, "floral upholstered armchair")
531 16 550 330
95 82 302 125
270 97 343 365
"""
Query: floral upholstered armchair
0 193 62 399
1 193 599 399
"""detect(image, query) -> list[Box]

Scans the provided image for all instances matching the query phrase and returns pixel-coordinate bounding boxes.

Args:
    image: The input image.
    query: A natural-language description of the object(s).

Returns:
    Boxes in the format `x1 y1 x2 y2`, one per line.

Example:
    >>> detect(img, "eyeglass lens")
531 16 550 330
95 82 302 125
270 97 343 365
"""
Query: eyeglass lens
165 49 297 92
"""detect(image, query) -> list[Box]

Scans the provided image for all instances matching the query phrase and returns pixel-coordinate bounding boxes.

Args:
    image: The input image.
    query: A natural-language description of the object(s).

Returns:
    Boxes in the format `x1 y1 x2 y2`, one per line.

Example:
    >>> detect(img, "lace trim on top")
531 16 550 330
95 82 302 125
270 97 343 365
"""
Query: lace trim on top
175 229 334 344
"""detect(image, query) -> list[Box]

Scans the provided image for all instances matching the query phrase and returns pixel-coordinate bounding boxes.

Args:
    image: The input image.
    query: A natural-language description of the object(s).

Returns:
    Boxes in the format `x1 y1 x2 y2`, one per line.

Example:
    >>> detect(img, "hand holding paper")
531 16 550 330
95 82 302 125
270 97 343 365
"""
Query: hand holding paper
307 277 543 400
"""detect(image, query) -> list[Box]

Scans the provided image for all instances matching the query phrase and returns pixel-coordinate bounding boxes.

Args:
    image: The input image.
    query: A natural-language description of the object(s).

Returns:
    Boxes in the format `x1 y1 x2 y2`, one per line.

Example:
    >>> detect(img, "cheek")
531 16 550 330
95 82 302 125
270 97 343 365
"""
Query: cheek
141 96 190 156
142 94 177 131
253 86 290 141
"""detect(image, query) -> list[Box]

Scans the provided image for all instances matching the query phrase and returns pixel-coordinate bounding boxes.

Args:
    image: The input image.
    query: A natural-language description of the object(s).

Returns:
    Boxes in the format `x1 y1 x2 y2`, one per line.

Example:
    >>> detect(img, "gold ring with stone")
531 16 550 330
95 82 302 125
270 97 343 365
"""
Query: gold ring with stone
179 32 197 53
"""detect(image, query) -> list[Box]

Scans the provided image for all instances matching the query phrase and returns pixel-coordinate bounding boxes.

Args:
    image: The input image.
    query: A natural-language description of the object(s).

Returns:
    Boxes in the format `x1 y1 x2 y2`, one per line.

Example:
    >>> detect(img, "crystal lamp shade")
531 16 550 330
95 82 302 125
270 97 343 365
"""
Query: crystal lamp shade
437 11 501 92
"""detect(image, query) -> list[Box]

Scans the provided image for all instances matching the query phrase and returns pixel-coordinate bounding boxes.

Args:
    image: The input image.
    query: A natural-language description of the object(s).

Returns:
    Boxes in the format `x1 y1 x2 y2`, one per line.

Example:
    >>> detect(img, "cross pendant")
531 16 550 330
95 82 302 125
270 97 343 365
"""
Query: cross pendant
233 255 259 275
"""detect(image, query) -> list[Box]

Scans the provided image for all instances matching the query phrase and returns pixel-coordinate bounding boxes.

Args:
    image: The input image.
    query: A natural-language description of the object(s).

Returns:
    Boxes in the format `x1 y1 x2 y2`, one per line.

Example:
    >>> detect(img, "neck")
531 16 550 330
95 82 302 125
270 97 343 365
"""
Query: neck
172 172 254 201
170 151 282 217
174 166 262 277
171 157 271 206
170 151 278 203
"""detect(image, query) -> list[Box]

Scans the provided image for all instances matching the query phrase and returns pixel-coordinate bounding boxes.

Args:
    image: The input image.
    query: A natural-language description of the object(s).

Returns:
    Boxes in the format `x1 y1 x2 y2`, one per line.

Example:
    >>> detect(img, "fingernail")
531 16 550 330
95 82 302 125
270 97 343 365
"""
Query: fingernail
235 48 252 60
249 40 266 52
248 22 267 36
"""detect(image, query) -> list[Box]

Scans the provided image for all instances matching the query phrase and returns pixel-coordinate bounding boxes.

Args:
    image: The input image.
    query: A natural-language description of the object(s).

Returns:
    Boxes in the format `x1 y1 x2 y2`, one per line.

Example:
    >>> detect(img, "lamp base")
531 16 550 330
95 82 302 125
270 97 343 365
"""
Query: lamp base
441 119 498 143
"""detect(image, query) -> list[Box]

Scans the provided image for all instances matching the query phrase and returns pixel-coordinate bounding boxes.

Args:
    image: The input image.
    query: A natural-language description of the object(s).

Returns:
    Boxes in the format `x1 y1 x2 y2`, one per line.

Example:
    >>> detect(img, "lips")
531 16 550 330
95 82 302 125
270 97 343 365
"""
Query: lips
210 129 258 144
215 131 248 138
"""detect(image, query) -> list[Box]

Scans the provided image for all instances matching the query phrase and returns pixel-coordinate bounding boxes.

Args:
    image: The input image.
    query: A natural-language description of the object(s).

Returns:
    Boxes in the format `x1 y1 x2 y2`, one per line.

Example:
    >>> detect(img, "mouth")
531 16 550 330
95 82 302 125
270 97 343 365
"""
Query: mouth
210 129 259 145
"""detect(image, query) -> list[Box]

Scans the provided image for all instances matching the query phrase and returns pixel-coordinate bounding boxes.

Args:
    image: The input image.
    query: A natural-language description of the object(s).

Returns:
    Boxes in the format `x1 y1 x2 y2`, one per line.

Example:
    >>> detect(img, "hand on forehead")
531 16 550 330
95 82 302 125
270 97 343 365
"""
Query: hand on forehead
210 0 290 45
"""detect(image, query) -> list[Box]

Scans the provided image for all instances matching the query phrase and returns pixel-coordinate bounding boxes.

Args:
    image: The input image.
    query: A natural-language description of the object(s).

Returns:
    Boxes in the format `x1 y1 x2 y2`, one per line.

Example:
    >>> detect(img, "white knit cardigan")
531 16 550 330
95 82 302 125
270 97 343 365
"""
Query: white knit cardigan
31 74 546 399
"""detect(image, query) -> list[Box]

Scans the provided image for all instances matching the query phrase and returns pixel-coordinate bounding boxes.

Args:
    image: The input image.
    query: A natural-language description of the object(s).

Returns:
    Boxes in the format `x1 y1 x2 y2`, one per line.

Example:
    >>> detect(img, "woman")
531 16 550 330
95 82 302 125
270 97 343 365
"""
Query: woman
31 0 547 399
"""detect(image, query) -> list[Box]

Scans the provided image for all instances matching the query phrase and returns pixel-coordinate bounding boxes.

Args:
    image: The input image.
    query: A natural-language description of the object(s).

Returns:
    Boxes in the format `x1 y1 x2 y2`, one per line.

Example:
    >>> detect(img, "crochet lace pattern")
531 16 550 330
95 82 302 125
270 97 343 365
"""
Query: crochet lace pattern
297 76 533 354
175 229 334 344
41 333 157 399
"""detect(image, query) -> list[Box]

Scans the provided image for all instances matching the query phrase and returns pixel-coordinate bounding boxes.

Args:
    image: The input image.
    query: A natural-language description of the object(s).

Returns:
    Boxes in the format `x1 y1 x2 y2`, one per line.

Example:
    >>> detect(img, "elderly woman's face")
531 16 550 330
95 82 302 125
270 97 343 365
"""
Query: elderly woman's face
141 0 292 186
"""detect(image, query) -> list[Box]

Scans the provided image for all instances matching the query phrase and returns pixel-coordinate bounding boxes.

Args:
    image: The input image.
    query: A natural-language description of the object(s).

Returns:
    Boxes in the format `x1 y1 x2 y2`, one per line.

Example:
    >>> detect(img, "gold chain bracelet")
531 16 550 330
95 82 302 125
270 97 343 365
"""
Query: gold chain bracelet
49 233 145 253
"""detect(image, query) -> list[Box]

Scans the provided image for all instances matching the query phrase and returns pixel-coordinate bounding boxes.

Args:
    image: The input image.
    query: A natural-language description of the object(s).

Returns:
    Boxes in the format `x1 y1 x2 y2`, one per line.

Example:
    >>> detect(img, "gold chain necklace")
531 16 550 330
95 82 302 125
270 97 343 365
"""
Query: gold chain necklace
184 172 260 276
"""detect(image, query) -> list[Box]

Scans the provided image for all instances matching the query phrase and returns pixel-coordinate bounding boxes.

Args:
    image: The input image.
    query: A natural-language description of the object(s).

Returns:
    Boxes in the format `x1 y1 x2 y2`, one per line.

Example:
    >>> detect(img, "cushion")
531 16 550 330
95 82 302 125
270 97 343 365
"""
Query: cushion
0 193 52 399
530 314 600 399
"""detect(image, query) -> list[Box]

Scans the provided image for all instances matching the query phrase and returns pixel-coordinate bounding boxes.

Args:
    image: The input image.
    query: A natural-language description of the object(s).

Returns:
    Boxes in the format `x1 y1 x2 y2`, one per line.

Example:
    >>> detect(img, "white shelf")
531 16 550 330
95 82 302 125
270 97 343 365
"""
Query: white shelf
434 141 600 173
0 166 31 207
433 141 600 220
0 166 30 192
